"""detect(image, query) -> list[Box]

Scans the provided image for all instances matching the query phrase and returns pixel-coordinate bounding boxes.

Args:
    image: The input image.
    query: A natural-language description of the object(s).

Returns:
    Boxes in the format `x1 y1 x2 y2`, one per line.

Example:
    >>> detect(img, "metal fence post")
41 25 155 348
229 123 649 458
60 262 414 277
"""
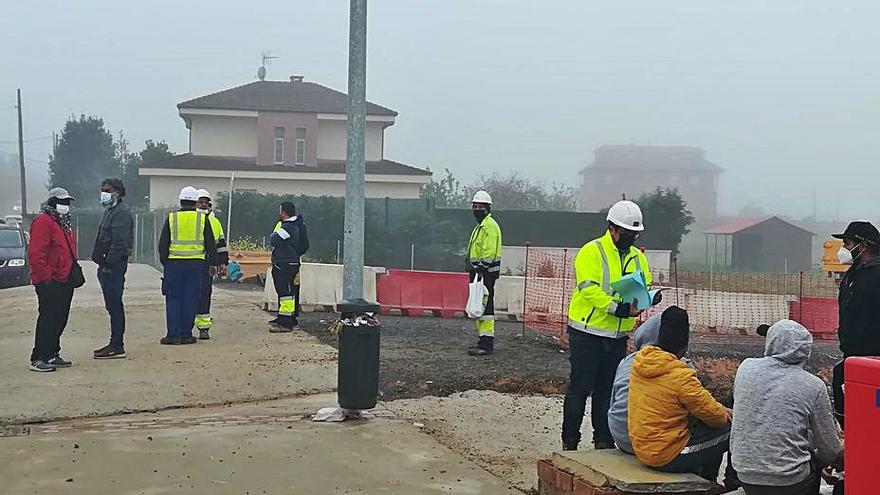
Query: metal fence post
559 248 568 339
673 256 679 306
522 242 530 337
798 270 805 322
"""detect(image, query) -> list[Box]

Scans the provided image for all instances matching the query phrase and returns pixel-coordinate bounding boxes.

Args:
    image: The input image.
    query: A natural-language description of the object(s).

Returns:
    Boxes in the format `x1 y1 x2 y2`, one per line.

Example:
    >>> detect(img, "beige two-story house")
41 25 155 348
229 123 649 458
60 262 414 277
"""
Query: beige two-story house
141 76 431 209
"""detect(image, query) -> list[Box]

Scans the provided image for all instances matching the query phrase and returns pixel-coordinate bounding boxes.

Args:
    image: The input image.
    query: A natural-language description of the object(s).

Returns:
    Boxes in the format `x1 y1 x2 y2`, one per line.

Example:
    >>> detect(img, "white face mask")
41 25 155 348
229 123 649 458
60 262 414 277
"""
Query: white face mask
55 204 70 215
100 191 114 206
196 208 209 214
837 245 858 265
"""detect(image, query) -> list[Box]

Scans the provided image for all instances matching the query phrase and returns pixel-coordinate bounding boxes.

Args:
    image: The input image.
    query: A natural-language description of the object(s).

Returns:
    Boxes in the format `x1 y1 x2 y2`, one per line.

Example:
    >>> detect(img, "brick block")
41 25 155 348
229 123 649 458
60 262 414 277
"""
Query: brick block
573 478 623 495
536 458 574 494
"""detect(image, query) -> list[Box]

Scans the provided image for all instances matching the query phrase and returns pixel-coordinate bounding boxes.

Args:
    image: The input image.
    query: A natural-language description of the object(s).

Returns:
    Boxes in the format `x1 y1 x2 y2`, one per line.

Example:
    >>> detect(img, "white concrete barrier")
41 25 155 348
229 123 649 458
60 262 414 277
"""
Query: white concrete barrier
263 263 385 312
494 275 524 316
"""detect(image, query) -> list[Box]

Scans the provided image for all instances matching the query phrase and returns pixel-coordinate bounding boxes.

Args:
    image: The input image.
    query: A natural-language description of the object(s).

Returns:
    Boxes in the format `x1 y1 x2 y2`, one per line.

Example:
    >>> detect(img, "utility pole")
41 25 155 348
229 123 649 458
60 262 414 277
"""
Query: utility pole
16 89 27 214
342 0 368 303
337 0 380 414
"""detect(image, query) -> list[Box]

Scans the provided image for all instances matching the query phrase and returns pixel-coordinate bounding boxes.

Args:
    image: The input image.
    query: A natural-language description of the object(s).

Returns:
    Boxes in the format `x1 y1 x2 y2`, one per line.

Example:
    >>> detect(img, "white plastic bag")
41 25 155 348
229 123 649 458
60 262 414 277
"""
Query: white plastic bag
466 275 488 319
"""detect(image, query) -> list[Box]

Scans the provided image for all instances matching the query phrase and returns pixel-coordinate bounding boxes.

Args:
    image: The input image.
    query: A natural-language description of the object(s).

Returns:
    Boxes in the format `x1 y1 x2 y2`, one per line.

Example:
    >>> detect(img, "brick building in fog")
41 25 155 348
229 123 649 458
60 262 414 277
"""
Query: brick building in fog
579 145 724 220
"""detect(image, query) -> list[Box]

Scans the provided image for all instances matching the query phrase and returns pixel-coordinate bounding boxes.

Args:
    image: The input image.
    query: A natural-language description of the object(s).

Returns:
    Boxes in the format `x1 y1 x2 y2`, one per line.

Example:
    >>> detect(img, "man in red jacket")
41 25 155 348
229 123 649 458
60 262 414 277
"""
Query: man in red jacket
28 187 78 372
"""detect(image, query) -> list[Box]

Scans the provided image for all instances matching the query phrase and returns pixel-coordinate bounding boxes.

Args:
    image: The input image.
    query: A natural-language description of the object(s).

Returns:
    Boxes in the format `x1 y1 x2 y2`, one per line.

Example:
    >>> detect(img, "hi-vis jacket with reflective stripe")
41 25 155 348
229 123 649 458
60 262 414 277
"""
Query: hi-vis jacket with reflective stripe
158 209 217 266
208 213 229 265
568 230 652 339
467 214 502 273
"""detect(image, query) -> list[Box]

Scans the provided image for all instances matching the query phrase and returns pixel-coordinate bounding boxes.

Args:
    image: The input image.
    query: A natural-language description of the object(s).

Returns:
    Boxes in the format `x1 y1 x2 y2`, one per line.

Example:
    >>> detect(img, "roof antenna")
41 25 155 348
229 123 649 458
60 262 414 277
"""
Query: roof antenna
257 51 279 81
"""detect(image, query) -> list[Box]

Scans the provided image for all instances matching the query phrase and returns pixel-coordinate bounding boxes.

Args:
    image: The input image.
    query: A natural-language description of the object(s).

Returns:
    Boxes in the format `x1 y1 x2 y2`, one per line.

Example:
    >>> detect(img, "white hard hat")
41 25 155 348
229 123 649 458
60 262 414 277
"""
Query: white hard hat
472 190 492 205
606 200 644 232
179 186 200 202
196 189 211 200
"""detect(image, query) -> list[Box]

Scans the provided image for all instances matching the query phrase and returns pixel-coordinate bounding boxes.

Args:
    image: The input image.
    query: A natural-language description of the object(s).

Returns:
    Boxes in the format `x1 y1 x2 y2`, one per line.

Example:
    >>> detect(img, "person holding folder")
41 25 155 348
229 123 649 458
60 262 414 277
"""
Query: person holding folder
561 200 653 451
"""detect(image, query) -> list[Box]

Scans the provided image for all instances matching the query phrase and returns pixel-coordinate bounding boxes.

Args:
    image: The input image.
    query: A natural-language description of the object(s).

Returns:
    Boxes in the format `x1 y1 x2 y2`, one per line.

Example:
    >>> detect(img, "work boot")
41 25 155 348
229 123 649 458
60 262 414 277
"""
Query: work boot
47 355 72 368
160 336 182 345
269 324 292 333
268 316 280 325
199 329 210 340
181 336 197 345
593 441 616 450
467 336 494 356
562 440 578 451
94 344 126 359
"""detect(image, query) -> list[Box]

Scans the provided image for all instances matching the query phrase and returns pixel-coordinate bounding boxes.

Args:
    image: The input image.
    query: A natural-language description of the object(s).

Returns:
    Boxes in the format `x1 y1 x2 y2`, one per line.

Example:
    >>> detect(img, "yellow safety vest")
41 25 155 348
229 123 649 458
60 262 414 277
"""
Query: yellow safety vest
209 214 226 253
567 230 652 338
467 213 502 273
168 210 206 260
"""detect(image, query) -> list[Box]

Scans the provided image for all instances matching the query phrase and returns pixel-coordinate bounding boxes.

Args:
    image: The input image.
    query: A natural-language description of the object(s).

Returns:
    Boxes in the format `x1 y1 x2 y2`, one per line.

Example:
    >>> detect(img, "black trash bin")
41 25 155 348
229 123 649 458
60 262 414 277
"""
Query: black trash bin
337 300 380 410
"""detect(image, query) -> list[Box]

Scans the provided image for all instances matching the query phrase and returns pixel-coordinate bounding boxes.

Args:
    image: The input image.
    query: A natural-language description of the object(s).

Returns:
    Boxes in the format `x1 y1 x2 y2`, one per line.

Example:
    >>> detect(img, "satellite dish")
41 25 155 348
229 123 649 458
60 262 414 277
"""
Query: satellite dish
257 65 267 81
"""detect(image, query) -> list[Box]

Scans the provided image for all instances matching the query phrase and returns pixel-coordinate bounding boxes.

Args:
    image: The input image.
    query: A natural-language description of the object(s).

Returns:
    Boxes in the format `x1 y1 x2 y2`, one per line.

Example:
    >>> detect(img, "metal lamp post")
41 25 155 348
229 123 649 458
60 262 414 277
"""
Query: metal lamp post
337 0 380 411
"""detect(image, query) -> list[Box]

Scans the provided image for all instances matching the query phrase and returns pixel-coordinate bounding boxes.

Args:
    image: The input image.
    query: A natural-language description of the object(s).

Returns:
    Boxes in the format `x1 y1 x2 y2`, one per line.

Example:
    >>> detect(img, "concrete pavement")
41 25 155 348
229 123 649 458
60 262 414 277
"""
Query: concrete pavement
0 262 336 424
0 393 516 495
0 263 519 494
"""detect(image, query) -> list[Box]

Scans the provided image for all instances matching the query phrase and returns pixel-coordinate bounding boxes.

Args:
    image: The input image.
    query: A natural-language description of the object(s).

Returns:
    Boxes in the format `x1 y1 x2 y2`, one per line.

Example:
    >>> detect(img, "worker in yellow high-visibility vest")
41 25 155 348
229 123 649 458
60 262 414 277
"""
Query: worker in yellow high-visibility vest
561 200 653 451
157 186 217 345
194 189 229 340
466 190 502 356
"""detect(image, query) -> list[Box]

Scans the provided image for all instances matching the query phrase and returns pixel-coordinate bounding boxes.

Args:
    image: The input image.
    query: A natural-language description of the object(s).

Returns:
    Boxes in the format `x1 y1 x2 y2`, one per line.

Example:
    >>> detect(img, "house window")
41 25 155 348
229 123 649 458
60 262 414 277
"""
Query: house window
295 127 306 165
274 127 285 164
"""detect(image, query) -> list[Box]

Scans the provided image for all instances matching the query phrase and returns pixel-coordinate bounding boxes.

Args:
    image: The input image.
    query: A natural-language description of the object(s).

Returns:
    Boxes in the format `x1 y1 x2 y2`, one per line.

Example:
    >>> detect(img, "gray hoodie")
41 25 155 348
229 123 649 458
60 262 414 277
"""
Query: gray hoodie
608 315 661 454
731 320 842 487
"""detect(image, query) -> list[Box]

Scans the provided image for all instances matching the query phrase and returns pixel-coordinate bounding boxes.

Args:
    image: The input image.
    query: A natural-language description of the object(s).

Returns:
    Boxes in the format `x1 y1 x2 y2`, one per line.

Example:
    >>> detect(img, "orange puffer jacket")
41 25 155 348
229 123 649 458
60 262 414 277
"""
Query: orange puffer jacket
627 346 729 467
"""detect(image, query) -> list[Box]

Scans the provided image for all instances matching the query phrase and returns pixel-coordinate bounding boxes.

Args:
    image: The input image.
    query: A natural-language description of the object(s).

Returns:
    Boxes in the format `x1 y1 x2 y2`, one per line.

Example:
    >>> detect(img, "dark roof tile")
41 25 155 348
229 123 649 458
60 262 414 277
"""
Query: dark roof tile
141 154 431 176
178 81 397 116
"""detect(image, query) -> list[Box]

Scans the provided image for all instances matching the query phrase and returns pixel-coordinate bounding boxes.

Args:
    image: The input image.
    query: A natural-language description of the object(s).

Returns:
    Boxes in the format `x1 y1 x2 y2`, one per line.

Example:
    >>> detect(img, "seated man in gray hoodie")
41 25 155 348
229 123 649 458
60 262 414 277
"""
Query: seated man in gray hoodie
731 320 843 495
607 314 661 454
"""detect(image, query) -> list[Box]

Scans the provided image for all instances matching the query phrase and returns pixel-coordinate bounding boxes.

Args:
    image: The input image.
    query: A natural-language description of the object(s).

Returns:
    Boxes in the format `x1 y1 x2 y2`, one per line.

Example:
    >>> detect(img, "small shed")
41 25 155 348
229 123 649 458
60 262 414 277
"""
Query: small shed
704 216 815 272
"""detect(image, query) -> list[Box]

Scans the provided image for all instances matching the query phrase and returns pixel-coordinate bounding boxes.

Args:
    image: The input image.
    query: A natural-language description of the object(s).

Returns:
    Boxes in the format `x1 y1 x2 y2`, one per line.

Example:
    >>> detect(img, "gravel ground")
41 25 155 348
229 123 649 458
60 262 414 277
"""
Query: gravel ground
298 313 842 405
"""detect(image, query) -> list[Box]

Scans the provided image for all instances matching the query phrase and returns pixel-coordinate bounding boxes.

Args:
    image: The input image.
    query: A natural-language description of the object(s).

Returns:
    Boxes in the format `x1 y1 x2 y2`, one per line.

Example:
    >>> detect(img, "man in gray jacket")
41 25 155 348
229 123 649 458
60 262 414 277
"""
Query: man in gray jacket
607 314 661 454
91 178 134 359
731 320 843 495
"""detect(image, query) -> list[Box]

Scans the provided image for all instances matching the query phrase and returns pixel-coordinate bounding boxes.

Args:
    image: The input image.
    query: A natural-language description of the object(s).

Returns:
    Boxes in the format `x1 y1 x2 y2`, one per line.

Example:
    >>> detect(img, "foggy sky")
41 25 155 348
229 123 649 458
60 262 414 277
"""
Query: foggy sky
1 0 878 220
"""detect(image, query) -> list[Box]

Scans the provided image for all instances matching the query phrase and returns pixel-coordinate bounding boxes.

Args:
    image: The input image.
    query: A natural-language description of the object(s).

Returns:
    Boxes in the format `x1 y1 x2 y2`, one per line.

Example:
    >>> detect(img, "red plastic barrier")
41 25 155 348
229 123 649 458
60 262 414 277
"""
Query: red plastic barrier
376 269 468 317
845 357 880 494
789 297 838 340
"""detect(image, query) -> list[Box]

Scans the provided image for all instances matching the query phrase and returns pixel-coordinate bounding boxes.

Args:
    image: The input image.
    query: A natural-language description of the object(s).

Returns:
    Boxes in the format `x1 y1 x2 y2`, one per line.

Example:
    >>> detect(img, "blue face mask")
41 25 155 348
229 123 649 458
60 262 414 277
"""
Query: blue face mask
100 191 114 206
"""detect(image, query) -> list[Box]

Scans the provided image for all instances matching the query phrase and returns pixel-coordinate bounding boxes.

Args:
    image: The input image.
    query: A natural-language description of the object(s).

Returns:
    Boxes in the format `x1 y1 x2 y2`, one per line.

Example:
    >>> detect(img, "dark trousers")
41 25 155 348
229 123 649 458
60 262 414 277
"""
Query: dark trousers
468 271 497 316
97 262 127 348
197 265 213 318
30 280 75 362
293 271 301 319
163 261 204 339
562 329 628 446
742 469 820 495
832 359 845 429
656 421 732 483
272 262 300 325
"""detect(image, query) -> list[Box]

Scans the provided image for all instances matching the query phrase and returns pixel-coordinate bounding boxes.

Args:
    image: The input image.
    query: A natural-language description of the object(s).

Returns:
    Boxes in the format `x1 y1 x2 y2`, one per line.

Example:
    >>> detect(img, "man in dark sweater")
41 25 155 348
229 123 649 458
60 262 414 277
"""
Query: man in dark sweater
831 221 880 432
92 177 134 360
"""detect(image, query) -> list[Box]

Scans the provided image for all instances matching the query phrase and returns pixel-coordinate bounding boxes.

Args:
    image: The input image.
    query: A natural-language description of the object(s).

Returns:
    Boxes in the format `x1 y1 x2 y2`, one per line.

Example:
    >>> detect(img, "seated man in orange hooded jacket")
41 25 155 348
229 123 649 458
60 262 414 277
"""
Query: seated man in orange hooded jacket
627 306 736 485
